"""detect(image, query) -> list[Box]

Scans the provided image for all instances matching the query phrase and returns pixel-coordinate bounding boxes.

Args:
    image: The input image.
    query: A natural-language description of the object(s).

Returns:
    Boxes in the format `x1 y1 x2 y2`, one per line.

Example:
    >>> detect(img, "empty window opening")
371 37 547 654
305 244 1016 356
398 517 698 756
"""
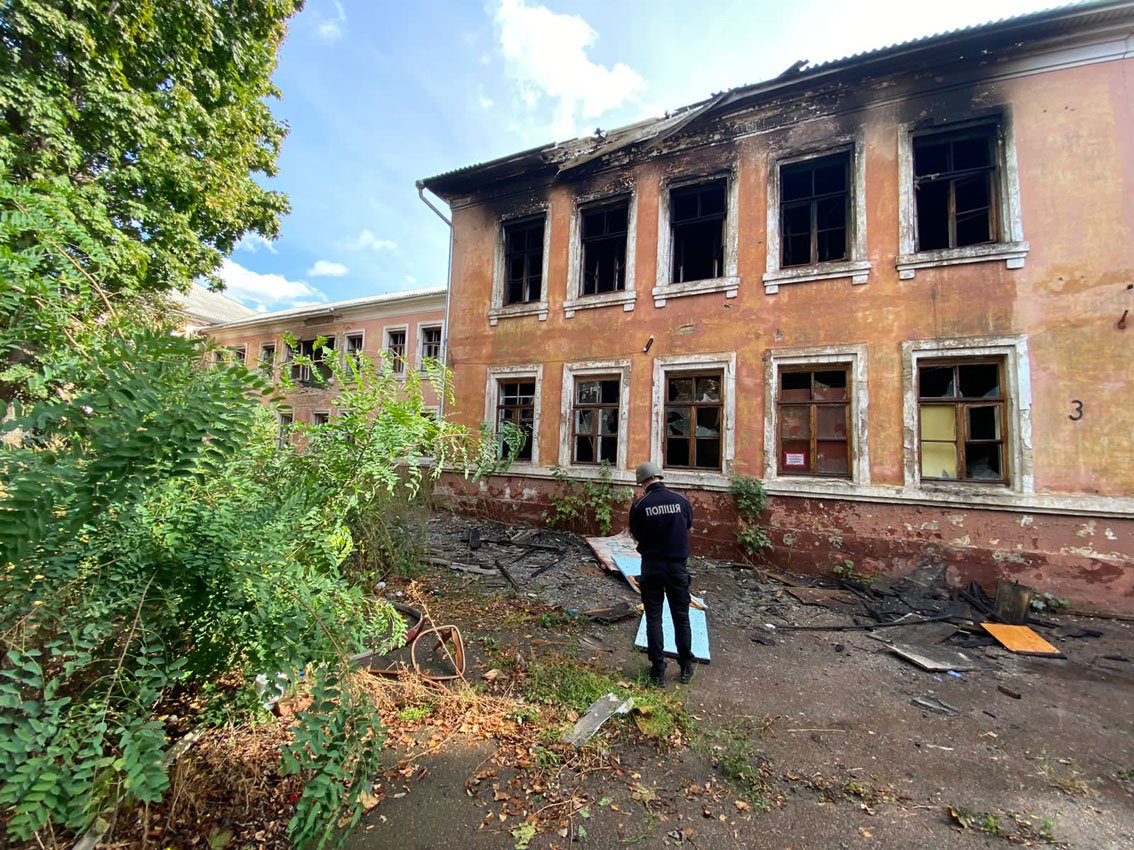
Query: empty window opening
386 329 407 373
312 411 330 427
504 216 545 304
572 377 620 464
496 379 536 462
781 153 850 267
670 180 726 283
918 360 1006 482
231 346 246 365
420 326 443 365
777 368 851 477
914 125 998 251
664 372 723 470
288 338 334 384
581 199 629 295
259 343 276 375
277 412 293 449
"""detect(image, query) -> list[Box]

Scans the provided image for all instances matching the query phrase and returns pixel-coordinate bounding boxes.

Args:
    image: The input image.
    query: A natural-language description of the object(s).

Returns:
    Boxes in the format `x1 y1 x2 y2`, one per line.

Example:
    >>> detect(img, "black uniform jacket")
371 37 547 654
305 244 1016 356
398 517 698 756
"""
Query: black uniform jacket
628 482 693 561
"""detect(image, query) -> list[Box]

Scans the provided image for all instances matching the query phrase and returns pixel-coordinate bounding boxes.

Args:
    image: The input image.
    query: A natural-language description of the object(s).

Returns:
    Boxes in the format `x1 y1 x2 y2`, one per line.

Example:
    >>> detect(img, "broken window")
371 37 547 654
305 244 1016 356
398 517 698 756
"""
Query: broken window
277 412 293 449
777 368 851 477
913 125 998 251
664 372 723 470
231 346 246 365
496 379 536 462
386 329 406 373
780 152 850 267
312 411 330 427
420 326 442 365
345 333 364 361
503 216 545 304
572 377 620 464
581 198 629 295
259 343 276 376
670 180 726 283
918 360 1006 482
288 338 334 384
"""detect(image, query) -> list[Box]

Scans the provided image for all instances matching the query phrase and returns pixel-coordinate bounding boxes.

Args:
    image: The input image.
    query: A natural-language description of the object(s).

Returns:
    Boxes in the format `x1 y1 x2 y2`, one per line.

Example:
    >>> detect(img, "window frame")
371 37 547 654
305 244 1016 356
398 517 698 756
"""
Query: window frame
558 360 631 473
650 353 736 486
383 325 408 375
902 336 1033 493
490 209 551 325
565 190 637 317
312 410 331 427
916 358 1009 484
764 345 870 487
277 411 294 449
417 322 444 370
763 138 871 293
653 172 740 307
776 368 852 479
344 332 365 362
287 337 334 384
258 342 277 377
897 113 1028 279
484 364 543 467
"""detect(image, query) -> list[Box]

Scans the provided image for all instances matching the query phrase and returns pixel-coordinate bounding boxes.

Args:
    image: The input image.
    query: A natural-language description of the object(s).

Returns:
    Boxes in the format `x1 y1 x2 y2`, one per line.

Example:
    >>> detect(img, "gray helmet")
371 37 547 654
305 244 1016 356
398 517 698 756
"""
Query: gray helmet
635 461 663 485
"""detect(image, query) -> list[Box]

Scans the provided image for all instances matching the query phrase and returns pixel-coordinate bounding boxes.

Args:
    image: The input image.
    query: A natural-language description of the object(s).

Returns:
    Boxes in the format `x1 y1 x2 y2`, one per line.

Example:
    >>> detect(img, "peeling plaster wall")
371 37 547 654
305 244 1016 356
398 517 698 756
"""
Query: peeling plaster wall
442 53 1134 606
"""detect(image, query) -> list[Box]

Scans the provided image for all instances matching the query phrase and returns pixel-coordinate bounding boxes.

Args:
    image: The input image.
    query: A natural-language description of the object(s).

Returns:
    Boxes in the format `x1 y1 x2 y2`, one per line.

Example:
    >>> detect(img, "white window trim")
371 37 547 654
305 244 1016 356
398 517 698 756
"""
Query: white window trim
416 321 444 371
558 360 632 473
763 345 870 489
650 352 737 487
902 335 1033 495
565 190 637 318
763 137 871 294
490 209 551 326
653 171 740 307
484 364 544 469
897 114 1029 280
341 331 366 368
383 324 409 377
312 409 331 426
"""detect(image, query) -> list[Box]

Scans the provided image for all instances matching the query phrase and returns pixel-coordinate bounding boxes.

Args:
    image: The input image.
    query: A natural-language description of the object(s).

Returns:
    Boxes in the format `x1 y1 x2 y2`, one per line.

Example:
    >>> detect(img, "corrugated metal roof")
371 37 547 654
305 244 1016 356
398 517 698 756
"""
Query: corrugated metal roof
419 1 1132 196
174 283 256 325
204 286 447 331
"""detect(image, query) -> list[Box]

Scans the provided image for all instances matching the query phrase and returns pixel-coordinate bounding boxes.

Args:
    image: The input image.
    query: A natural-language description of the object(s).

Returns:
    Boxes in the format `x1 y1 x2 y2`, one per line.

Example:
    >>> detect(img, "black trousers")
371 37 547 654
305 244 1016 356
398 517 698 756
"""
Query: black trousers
639 558 693 669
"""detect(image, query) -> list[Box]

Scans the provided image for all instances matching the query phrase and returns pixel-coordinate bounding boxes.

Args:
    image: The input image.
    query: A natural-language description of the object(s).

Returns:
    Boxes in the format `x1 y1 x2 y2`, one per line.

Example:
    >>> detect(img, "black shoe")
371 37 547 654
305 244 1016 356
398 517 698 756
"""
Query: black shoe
648 666 666 687
679 664 695 685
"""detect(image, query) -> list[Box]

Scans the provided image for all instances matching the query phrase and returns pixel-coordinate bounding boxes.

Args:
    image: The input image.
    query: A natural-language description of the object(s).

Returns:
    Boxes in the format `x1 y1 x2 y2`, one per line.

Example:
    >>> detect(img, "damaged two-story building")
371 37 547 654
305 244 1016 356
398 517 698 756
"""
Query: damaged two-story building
419 2 1134 611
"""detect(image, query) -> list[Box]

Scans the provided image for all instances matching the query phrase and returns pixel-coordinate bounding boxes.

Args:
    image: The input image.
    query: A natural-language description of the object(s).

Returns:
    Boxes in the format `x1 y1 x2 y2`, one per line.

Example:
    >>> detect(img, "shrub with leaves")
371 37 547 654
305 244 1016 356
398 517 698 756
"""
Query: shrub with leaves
729 475 772 560
544 462 632 536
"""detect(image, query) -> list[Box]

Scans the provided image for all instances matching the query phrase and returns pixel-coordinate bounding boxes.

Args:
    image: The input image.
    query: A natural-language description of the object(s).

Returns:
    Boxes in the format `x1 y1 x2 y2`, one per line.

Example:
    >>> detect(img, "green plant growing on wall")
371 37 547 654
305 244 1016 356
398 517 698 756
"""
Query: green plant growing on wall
545 462 632 536
729 476 772 560
831 558 873 586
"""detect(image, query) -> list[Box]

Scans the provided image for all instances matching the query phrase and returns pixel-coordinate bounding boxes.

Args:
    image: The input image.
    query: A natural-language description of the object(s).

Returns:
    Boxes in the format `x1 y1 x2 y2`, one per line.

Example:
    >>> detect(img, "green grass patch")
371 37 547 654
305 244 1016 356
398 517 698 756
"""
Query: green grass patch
523 657 687 743
693 717 781 809
948 806 1057 843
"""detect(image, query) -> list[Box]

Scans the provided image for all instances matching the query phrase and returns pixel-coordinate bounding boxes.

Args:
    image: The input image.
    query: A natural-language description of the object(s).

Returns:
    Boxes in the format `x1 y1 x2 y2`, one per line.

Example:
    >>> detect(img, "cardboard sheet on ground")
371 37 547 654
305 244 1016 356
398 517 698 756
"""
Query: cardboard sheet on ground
634 594 711 662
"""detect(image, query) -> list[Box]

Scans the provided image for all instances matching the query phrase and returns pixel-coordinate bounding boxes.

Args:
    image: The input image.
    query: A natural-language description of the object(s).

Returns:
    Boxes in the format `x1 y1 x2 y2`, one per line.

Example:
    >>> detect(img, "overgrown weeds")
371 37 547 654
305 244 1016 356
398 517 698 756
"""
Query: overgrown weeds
544 462 631 536
1038 755 1090 796
729 476 772 560
693 716 781 809
948 805 1057 843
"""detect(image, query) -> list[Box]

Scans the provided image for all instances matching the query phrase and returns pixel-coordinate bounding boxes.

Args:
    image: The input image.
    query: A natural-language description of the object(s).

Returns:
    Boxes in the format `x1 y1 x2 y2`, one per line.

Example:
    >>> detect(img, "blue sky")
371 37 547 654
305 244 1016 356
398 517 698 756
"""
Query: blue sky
220 0 1062 311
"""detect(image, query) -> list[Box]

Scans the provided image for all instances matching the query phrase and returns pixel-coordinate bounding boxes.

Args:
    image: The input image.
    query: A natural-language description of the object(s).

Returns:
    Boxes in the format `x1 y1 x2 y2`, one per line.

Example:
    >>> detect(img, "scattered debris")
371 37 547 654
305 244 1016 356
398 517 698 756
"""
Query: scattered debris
561 692 635 746
997 684 1023 700
911 696 960 716
888 642 982 673
994 579 1035 625
582 601 641 623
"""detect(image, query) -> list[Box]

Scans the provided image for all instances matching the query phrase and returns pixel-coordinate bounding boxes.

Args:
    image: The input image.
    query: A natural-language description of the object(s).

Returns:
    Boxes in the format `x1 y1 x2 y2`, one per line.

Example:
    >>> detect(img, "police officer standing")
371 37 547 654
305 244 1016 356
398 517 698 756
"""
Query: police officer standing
628 461 695 686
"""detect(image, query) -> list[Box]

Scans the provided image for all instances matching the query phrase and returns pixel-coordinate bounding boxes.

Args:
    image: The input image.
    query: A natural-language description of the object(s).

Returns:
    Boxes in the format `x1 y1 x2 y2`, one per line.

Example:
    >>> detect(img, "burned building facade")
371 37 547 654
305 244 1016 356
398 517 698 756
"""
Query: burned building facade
420 3 1134 611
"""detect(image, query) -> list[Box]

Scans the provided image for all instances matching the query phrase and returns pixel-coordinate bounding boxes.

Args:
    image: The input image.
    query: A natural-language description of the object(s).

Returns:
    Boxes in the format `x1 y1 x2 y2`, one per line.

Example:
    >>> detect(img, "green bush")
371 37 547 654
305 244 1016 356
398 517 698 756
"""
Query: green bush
544 462 631 536
729 476 772 560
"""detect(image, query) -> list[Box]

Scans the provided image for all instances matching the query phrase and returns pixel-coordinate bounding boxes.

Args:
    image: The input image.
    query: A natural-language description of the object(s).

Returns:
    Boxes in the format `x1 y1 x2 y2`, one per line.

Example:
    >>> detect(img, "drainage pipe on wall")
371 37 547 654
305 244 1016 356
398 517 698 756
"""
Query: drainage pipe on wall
415 181 454 419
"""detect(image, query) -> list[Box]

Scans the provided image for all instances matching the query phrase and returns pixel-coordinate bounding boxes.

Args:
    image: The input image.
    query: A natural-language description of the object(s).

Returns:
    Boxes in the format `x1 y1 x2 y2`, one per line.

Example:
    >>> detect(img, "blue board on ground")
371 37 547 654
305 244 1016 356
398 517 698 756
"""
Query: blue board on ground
634 595 710 662
612 553 642 580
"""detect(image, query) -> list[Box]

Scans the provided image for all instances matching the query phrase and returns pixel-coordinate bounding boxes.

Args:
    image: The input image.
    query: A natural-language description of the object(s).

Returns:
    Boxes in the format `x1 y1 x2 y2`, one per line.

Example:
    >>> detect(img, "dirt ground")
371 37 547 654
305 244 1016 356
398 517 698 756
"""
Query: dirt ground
349 512 1134 850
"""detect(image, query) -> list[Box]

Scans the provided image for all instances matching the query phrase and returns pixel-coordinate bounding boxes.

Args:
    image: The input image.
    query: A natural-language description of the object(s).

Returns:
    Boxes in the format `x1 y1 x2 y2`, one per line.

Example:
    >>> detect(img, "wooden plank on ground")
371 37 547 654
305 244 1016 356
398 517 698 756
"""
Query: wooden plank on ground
982 623 1063 656
889 642 982 672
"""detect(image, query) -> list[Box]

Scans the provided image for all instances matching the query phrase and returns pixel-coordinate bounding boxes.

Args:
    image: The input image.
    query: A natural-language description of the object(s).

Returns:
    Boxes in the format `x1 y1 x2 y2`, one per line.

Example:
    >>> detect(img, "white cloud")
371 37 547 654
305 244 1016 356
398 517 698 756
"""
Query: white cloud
315 0 346 43
493 0 644 138
344 229 398 252
476 84 495 110
218 259 328 310
235 233 278 255
307 259 349 277
404 274 418 286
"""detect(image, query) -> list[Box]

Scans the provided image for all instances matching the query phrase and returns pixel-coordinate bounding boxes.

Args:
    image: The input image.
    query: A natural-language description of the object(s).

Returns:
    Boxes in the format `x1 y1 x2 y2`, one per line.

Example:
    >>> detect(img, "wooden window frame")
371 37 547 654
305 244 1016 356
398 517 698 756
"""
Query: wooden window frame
917 358 1008 484
496 378 537 462
580 197 630 296
503 215 545 305
779 151 851 268
669 180 727 284
385 328 407 374
912 124 1000 252
419 325 443 366
776 366 852 478
570 375 621 465
663 369 724 471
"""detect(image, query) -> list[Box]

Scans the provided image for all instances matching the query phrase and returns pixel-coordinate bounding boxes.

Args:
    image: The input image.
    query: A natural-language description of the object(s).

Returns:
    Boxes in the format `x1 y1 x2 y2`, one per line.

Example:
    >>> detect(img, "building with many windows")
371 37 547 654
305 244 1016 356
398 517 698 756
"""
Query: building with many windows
419 3 1134 611
201 288 447 429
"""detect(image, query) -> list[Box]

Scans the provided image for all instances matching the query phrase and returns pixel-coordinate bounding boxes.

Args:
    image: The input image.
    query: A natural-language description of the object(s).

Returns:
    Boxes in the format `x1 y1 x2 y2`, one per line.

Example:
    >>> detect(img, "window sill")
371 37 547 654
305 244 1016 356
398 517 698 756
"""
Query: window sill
488 302 548 326
652 276 739 307
658 468 731 489
763 260 871 294
896 242 1029 279
564 289 636 318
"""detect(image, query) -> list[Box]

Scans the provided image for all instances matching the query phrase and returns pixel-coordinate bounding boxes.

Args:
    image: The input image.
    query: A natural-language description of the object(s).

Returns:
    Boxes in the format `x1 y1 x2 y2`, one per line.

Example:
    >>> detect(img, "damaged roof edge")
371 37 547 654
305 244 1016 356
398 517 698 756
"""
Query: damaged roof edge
418 0 1134 200
202 286 447 332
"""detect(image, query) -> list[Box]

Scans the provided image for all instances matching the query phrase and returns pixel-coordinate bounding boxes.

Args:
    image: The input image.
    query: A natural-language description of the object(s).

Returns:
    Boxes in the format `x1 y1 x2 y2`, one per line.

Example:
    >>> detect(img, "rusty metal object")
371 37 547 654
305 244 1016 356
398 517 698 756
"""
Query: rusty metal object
410 624 466 681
